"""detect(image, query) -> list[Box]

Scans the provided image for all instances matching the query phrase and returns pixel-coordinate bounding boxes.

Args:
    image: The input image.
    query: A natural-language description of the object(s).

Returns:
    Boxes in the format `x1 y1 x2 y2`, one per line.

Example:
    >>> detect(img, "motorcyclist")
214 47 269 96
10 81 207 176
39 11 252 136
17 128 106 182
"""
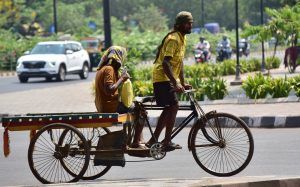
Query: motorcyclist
195 36 210 61
217 35 232 59
239 38 250 56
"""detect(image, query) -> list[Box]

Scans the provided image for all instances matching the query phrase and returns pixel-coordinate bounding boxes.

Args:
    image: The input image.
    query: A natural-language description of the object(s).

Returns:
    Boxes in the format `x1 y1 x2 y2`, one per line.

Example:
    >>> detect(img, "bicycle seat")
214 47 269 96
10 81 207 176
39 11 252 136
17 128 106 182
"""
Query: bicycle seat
134 96 155 103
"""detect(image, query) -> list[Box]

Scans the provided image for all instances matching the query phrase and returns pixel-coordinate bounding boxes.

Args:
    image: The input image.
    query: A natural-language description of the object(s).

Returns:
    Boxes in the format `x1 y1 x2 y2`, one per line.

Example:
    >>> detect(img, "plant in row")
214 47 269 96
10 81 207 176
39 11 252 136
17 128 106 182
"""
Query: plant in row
132 76 228 101
242 73 298 99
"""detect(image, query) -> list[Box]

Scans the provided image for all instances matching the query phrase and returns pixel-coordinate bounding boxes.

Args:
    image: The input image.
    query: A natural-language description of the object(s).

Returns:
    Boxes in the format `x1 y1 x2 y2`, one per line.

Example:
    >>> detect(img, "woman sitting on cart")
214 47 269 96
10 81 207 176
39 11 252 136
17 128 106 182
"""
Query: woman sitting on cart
94 46 145 149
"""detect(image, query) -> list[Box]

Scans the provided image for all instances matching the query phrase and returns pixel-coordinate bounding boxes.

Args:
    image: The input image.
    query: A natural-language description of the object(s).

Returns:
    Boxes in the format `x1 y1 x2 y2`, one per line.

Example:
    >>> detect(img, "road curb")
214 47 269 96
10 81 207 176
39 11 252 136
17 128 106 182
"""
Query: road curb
0 71 16 77
151 116 300 128
197 96 300 105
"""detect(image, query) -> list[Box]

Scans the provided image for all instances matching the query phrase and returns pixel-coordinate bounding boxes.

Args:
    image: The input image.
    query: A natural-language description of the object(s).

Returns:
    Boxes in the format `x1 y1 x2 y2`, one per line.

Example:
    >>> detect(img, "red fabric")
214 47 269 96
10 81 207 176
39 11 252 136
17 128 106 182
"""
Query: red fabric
3 128 10 157
284 46 299 68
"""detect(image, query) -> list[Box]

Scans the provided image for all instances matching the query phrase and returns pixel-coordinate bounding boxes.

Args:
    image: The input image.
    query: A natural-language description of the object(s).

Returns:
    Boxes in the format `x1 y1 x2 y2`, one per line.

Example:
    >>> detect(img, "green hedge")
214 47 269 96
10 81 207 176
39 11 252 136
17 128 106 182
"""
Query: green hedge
242 73 299 99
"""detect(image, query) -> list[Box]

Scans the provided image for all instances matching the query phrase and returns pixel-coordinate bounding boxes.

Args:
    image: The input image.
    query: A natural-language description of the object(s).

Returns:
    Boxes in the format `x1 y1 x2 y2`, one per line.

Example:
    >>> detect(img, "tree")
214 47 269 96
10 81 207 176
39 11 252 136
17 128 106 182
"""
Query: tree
0 0 17 29
129 4 168 32
243 3 300 57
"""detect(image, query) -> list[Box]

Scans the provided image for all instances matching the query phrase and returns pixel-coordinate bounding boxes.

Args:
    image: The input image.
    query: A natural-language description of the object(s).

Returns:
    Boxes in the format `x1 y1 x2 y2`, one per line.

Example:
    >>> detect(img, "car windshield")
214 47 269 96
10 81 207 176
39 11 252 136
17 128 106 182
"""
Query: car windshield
31 44 65 54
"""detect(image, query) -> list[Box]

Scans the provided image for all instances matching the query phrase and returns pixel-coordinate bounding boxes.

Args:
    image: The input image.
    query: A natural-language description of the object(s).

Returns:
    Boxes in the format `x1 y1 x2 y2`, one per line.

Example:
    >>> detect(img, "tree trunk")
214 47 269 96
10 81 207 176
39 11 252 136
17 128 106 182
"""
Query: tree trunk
273 37 279 59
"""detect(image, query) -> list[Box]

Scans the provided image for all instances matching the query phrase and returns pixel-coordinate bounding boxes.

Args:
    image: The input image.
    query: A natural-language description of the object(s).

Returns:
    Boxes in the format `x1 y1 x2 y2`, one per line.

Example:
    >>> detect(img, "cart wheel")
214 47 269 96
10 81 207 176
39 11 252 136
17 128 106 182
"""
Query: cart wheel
190 112 254 177
28 123 90 184
287 53 296 73
70 127 112 180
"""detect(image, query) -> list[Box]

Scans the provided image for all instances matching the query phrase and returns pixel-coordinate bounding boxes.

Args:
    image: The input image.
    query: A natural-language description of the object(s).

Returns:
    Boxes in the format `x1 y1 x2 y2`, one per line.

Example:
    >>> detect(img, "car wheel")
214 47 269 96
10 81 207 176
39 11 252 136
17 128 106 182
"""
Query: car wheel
19 76 29 83
56 65 66 81
79 63 89 79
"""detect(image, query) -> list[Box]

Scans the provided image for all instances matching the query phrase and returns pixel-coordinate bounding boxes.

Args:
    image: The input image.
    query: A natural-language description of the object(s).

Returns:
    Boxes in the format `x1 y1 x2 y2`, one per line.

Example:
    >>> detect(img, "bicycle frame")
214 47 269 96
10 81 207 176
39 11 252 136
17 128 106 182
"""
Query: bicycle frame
141 91 209 143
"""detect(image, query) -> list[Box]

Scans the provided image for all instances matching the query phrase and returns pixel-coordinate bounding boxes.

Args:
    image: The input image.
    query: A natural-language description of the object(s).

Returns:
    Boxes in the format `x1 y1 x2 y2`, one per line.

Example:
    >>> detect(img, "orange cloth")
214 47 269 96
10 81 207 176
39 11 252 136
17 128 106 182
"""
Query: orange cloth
95 66 119 113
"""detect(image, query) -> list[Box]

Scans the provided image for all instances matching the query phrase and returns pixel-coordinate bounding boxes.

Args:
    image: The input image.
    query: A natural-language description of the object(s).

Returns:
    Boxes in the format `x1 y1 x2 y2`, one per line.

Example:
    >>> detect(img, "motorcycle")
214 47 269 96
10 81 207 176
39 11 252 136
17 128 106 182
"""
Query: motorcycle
194 49 210 63
216 43 232 62
238 40 250 57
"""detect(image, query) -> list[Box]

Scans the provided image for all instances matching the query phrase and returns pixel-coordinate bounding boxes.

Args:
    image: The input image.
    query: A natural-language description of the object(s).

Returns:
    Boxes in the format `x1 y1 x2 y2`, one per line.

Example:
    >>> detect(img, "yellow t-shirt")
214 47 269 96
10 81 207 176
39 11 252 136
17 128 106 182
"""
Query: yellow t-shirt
152 31 186 83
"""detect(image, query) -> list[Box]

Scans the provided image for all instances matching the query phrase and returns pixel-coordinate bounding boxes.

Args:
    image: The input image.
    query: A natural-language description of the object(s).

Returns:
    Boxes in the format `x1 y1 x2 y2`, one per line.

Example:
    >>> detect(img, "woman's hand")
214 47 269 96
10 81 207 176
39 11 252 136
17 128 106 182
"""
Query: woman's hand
120 70 130 82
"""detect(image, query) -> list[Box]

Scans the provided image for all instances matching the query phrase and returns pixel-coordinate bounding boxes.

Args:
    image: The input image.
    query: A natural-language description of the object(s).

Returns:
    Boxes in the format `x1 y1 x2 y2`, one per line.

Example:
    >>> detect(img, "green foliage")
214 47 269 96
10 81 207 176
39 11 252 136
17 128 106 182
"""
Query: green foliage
0 30 58 70
113 29 164 61
243 3 300 56
289 75 300 97
179 78 205 101
129 4 168 32
219 59 236 75
265 56 281 70
267 76 291 98
203 77 228 100
132 66 153 82
132 80 153 97
242 73 271 99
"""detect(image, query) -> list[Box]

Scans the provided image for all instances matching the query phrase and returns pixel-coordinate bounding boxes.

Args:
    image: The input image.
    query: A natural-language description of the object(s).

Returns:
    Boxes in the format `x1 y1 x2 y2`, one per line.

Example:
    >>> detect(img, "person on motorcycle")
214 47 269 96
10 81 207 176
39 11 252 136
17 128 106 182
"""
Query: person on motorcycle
217 35 232 60
239 38 250 57
195 36 210 61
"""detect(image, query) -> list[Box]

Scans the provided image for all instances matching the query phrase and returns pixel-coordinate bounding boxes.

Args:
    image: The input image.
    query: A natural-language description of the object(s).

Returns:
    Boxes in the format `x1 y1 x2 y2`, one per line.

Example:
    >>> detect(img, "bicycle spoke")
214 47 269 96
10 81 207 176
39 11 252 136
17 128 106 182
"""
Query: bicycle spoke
191 113 253 176
28 123 89 184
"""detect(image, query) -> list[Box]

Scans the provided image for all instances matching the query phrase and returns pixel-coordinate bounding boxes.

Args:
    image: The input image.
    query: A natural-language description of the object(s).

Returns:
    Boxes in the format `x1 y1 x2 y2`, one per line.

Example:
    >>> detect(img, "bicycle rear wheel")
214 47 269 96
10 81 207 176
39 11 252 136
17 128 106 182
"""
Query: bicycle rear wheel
28 123 90 184
190 112 254 176
76 127 111 180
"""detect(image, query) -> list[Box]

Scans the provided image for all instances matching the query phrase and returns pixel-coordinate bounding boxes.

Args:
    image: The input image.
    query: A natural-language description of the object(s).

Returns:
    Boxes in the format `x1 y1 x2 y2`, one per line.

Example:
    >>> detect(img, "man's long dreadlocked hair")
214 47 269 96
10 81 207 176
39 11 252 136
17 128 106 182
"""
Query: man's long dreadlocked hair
153 25 180 64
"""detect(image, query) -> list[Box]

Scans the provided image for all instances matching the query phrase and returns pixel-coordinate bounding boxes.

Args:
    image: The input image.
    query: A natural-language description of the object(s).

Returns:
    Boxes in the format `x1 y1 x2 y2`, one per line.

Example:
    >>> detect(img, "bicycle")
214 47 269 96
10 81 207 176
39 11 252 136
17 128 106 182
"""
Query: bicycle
4 90 254 184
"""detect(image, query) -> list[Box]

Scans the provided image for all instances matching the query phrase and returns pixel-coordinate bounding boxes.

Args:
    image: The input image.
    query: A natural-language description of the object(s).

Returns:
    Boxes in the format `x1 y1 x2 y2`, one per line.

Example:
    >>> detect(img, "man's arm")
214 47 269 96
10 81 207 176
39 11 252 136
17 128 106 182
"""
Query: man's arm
162 56 184 92
179 62 185 86
179 63 192 90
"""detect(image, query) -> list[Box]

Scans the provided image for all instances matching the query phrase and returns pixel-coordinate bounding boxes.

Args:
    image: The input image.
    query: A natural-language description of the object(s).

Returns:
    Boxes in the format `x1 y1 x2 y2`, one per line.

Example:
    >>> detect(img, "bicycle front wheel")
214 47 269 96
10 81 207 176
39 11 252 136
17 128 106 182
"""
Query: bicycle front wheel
77 127 111 180
191 112 254 177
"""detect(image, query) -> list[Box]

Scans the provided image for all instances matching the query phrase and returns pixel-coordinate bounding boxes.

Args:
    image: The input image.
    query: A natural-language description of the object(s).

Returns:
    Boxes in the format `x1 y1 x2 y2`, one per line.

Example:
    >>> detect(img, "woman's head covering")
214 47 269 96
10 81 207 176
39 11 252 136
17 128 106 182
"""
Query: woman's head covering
97 46 127 70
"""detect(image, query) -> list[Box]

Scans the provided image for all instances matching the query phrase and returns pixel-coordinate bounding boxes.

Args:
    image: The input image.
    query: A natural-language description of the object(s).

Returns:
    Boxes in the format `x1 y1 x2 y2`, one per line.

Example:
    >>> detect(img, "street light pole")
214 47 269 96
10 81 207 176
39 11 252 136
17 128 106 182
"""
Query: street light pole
231 0 242 85
53 0 57 34
103 0 112 49
260 0 266 72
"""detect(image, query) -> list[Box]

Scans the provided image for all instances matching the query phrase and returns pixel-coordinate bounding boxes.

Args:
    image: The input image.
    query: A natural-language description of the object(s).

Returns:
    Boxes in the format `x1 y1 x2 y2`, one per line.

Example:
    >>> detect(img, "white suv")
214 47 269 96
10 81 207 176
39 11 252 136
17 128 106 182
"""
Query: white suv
16 41 90 83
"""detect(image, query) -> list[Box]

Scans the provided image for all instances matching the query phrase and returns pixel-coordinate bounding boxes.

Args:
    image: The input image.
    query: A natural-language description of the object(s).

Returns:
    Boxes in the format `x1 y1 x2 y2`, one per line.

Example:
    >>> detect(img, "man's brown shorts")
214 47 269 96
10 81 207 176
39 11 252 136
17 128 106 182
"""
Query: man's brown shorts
153 81 178 107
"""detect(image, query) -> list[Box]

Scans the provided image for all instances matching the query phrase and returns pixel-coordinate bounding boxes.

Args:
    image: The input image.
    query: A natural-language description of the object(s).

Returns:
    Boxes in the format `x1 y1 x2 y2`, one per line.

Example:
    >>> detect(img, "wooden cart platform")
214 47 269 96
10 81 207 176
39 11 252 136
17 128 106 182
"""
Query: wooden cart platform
2 112 134 131
2 112 135 157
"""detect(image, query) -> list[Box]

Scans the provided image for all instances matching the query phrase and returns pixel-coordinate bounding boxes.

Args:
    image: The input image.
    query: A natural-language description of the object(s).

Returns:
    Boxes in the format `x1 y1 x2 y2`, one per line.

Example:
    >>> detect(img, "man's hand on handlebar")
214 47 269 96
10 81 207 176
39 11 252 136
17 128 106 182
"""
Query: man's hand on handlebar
183 83 192 90
171 83 192 93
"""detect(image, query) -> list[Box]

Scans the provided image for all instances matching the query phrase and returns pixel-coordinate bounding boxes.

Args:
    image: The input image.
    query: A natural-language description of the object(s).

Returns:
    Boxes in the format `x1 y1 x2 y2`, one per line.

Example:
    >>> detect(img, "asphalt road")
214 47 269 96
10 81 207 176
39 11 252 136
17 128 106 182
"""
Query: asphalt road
1 127 300 186
0 72 97 94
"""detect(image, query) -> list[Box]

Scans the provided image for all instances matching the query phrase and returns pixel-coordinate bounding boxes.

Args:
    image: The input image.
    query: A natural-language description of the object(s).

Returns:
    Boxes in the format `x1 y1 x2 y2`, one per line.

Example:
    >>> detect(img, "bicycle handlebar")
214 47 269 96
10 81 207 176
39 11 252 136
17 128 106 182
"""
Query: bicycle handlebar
184 89 196 94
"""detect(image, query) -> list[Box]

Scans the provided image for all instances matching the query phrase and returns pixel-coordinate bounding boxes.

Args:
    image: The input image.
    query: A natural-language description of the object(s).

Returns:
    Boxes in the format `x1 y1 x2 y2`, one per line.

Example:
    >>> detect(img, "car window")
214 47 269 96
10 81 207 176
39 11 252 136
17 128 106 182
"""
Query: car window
65 44 73 52
31 44 65 54
71 43 81 52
